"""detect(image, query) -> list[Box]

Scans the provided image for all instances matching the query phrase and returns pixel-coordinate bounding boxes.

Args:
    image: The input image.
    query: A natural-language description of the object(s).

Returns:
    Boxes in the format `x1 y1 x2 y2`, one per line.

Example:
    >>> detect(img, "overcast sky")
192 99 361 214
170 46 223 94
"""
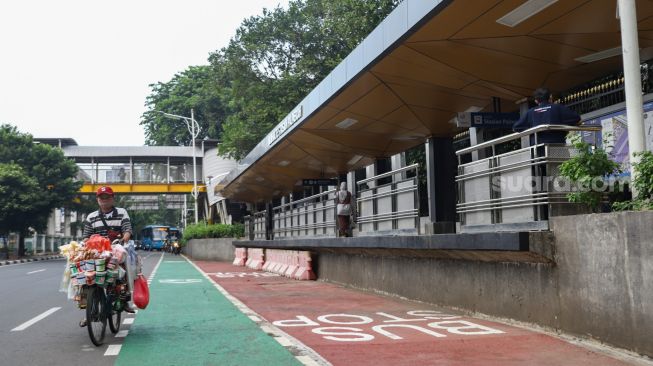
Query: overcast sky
0 0 287 146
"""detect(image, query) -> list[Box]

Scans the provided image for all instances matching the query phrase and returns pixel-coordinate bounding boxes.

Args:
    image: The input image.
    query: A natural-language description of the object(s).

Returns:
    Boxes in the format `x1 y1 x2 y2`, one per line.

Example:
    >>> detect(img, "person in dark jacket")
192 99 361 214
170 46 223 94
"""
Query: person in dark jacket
513 87 581 145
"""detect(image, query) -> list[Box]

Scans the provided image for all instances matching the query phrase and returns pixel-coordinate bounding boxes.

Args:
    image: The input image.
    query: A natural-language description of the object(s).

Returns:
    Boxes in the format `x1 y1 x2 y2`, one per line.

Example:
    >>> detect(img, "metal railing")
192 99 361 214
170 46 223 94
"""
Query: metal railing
456 124 602 232
252 211 267 240
356 164 420 235
273 189 337 238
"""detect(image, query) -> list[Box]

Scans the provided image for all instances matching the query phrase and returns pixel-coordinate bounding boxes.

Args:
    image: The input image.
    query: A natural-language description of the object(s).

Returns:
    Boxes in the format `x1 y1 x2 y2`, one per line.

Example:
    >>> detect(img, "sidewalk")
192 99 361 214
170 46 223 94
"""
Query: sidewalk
0 254 63 266
115 255 301 366
116 254 650 366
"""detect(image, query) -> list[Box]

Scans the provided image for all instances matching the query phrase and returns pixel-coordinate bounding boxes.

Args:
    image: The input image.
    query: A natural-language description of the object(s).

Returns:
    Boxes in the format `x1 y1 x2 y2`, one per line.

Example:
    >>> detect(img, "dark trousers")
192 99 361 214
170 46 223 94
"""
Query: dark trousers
337 215 351 237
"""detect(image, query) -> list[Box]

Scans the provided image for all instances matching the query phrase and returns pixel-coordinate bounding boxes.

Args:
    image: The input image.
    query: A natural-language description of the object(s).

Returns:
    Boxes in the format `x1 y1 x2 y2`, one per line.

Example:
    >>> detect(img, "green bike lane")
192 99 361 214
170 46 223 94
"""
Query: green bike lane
115 255 302 366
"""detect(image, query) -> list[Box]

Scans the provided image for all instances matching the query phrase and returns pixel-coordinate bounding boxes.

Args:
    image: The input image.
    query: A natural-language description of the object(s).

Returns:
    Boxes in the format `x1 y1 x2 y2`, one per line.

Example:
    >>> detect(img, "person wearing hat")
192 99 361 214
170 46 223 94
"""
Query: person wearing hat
80 186 136 322
83 186 132 243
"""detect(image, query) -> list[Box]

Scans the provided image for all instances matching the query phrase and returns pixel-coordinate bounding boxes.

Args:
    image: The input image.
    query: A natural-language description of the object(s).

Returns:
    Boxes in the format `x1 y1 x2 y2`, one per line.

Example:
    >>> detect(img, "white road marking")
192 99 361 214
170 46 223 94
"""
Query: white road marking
104 344 122 356
27 269 46 274
275 336 293 347
123 318 134 325
11 307 61 331
115 330 129 338
158 279 202 284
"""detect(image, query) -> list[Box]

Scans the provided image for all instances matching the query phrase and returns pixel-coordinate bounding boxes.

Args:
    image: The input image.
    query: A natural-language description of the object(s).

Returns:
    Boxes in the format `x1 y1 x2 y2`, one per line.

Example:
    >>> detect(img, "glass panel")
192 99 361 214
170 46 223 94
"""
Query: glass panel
95 164 131 183
133 163 168 183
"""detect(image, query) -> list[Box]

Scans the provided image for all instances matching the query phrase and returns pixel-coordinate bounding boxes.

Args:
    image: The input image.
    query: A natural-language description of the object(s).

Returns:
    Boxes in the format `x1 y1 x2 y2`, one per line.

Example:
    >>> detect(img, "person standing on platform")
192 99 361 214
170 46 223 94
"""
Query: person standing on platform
335 182 356 237
512 87 581 145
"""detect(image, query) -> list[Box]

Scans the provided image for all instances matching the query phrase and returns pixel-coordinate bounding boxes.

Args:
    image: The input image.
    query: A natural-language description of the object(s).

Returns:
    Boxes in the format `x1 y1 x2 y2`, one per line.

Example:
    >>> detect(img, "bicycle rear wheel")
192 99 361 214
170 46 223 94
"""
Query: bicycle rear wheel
86 286 107 346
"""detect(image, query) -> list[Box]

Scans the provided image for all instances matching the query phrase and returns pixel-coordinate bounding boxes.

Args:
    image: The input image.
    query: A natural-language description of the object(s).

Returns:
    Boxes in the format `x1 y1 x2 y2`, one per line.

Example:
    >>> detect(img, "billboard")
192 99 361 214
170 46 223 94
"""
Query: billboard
583 101 653 175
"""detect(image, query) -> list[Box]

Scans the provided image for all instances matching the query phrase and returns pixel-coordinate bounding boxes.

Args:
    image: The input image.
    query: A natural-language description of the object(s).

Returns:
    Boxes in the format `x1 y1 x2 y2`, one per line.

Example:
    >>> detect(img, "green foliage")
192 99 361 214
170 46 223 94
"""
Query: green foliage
558 133 620 212
180 222 245 243
632 150 653 200
0 124 82 235
140 66 226 146
612 150 653 211
0 163 41 234
140 0 400 160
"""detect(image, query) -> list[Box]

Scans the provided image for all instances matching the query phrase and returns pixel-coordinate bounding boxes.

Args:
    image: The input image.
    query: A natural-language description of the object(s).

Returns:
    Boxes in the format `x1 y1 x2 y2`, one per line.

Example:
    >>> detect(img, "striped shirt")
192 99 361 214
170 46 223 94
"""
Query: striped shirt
83 207 132 240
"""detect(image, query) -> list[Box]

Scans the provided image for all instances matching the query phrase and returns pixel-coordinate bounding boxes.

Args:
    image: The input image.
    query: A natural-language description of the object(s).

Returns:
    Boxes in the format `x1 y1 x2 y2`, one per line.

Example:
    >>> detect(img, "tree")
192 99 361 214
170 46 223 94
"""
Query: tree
216 0 400 159
0 124 83 255
140 65 227 146
0 164 41 253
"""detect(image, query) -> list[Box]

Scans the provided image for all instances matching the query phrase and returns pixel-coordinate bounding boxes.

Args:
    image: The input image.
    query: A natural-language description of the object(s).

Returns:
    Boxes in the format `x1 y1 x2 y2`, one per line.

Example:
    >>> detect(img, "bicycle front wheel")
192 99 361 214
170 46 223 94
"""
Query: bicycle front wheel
86 286 107 346
108 307 122 334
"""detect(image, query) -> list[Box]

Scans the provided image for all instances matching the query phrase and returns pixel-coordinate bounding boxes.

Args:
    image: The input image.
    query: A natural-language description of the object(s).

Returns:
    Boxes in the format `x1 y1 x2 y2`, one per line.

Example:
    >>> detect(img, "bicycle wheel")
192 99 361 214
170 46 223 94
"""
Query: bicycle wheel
108 307 122 334
86 286 107 346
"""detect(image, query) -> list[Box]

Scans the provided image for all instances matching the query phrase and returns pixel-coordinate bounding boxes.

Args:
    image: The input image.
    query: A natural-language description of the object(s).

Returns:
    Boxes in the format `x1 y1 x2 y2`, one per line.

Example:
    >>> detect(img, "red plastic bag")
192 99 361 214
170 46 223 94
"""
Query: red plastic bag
86 234 111 252
133 274 150 309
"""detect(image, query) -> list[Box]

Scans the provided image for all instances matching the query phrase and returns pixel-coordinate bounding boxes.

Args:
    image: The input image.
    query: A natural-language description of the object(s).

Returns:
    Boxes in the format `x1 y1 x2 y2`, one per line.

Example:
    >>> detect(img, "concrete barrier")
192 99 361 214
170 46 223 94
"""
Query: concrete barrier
183 238 236 262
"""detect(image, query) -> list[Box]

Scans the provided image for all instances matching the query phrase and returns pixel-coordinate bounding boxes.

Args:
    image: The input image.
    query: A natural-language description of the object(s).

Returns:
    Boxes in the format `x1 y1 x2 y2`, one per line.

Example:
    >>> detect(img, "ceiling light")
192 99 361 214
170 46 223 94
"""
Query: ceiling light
496 0 558 27
465 106 483 113
347 155 363 165
278 160 290 167
574 47 623 63
335 118 358 129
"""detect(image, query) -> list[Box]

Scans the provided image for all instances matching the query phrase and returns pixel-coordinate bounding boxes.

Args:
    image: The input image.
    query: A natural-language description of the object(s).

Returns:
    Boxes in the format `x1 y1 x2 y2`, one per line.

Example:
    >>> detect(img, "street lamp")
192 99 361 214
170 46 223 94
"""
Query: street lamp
158 109 200 224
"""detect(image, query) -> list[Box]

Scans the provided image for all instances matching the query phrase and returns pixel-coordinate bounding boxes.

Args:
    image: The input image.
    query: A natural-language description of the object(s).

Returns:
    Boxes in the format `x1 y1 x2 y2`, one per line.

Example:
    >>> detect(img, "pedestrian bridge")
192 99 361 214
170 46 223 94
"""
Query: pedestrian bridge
37 138 236 196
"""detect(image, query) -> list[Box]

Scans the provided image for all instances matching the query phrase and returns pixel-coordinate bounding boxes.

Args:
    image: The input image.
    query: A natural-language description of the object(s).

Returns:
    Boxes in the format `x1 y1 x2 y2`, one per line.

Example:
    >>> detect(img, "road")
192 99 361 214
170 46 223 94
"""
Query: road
0 251 161 366
1 253 651 366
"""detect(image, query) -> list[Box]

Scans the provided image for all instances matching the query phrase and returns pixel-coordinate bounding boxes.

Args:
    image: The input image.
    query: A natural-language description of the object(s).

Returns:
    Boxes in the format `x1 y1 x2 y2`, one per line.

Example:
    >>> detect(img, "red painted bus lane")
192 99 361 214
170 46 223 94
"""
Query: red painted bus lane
194 260 635 366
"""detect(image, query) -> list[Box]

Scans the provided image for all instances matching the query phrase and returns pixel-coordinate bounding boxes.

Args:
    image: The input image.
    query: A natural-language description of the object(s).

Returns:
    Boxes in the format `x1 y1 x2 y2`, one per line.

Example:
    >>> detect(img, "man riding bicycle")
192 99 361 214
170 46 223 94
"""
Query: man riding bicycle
80 186 136 326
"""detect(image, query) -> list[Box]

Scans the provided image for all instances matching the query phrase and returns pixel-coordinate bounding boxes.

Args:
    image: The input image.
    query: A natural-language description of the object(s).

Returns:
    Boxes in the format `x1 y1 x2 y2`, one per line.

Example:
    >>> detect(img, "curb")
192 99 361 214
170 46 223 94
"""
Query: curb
0 255 64 266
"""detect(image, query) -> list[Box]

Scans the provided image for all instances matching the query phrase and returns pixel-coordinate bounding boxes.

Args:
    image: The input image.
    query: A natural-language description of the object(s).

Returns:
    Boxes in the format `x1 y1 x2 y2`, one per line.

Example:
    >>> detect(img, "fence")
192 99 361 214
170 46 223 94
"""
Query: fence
455 125 602 232
356 164 420 235
273 189 337 238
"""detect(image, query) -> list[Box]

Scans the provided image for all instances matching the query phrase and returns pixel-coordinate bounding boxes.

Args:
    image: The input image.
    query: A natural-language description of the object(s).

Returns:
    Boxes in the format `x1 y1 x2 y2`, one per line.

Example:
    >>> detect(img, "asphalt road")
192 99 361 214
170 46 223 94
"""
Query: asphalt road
0 251 162 366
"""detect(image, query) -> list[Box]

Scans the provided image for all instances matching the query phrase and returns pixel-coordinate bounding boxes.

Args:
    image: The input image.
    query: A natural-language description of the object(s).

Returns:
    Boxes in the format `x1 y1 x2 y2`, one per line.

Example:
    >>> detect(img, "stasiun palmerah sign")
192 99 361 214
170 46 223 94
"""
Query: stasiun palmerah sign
267 105 303 146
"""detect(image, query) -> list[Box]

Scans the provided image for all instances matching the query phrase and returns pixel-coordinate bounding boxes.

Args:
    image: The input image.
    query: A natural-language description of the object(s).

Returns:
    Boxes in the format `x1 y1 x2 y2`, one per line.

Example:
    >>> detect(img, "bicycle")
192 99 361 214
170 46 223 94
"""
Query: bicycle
83 280 129 346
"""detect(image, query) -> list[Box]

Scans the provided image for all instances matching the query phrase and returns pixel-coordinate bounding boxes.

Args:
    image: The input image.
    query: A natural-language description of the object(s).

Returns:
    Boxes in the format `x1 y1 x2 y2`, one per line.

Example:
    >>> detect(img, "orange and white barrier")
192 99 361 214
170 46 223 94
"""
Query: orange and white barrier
245 248 265 270
293 251 316 280
258 249 315 280
232 247 247 266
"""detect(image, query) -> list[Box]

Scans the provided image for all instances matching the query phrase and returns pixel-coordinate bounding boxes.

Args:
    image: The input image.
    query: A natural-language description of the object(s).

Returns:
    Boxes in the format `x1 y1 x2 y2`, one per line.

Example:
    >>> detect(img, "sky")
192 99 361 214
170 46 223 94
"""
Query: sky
0 0 287 146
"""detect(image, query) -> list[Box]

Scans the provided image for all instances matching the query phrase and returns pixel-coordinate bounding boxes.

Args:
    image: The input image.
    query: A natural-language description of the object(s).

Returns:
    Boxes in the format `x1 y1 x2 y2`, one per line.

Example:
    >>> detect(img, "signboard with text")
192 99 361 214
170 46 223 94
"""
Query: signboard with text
470 112 519 129
302 179 338 186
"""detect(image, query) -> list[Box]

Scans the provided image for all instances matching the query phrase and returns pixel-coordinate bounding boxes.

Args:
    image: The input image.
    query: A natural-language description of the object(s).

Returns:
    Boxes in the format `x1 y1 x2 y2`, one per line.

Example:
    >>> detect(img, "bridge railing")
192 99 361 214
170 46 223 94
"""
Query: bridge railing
455 124 602 233
272 189 337 239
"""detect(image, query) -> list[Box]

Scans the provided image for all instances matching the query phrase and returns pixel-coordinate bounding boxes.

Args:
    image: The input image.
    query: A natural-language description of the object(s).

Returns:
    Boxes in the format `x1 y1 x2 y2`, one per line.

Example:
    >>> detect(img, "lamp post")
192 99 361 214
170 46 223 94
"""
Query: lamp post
158 109 200 224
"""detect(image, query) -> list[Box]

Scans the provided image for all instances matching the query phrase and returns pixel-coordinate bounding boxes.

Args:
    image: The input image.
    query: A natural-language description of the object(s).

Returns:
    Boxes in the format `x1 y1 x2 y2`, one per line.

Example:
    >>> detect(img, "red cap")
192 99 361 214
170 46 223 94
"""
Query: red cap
96 186 114 197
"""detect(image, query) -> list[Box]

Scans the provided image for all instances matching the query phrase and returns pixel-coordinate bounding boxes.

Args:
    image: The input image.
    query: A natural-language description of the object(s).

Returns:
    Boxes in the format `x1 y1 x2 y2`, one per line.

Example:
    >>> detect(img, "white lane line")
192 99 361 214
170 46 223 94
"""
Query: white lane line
123 318 134 325
115 330 129 338
275 336 293 347
11 307 61 331
27 269 46 274
104 344 122 356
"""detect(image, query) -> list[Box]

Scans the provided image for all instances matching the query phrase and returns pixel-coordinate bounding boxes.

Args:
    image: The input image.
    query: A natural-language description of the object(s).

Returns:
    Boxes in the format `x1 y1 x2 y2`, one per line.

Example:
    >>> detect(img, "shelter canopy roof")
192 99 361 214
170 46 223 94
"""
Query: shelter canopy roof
222 0 653 202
